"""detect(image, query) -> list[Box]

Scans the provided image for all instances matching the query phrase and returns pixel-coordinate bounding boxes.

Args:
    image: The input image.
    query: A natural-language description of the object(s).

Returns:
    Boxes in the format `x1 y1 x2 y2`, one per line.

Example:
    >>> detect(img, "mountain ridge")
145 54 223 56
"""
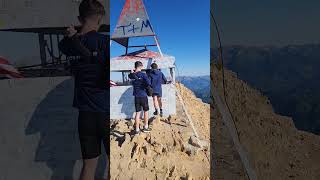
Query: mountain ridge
212 43 320 134
177 75 210 104
212 63 320 179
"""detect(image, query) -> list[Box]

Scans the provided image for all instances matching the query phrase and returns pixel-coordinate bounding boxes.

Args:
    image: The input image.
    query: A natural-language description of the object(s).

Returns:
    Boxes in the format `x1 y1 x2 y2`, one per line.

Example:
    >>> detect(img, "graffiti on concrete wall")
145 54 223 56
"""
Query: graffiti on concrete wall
112 0 155 38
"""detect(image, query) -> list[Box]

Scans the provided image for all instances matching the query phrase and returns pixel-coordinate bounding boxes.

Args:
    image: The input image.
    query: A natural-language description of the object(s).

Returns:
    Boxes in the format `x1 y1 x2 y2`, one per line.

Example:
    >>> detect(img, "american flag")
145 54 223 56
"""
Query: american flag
0 56 23 79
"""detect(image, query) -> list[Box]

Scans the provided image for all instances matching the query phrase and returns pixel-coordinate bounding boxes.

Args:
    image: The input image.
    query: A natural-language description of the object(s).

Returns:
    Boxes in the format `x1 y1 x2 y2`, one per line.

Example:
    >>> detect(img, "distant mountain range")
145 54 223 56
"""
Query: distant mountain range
212 43 320 135
177 75 210 104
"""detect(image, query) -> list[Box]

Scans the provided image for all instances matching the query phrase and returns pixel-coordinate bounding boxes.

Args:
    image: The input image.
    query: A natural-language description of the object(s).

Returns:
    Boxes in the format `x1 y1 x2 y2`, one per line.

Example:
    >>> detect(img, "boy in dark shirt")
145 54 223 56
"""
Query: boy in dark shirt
58 0 108 179
128 61 152 135
148 63 167 117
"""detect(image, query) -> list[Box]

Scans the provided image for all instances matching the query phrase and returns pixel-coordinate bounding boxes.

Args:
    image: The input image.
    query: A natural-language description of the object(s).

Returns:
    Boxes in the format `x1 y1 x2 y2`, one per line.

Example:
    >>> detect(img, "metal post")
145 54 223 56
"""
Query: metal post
170 68 176 84
154 36 163 57
38 33 47 67
125 38 129 55
57 35 62 63
49 34 54 63
122 72 125 84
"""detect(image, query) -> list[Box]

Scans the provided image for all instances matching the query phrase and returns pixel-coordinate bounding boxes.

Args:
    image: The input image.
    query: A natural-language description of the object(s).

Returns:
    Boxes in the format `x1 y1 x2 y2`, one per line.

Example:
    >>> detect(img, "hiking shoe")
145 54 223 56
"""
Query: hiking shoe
142 127 152 133
153 110 158 115
133 130 141 136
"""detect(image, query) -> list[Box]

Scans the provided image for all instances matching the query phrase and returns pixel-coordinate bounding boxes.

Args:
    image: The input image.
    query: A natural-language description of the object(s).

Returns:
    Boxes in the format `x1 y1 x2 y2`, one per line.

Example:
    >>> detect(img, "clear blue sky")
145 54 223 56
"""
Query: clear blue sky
110 0 210 76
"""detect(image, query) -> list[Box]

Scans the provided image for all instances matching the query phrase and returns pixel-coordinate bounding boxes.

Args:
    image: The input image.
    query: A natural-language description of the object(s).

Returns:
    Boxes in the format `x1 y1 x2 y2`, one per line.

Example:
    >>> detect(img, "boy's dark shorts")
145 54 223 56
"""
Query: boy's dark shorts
78 111 109 159
152 93 162 97
135 96 149 112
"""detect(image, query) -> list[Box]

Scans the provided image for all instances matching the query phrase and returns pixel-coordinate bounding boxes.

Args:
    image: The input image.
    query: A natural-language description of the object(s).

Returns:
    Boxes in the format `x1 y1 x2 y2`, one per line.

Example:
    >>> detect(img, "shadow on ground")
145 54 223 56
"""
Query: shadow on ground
118 87 134 119
25 79 107 180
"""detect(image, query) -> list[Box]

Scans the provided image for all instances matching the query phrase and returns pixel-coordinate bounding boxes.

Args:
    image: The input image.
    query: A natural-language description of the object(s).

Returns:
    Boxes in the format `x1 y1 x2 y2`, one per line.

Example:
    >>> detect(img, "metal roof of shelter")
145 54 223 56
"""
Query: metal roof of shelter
110 49 175 72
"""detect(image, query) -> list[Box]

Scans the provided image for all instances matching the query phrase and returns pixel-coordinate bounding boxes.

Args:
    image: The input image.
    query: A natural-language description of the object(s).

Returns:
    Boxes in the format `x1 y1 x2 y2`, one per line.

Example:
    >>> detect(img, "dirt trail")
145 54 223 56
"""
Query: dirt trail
110 84 210 180
212 64 320 180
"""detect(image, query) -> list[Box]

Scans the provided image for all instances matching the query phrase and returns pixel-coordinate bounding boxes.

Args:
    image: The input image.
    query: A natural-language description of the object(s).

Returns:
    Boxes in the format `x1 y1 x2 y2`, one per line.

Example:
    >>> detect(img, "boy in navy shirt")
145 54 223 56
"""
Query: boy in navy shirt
58 0 108 179
148 63 167 117
129 61 152 135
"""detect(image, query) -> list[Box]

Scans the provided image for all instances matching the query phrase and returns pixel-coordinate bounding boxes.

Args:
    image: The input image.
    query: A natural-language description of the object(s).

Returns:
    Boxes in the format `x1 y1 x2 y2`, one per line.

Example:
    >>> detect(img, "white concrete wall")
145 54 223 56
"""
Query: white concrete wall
110 84 176 119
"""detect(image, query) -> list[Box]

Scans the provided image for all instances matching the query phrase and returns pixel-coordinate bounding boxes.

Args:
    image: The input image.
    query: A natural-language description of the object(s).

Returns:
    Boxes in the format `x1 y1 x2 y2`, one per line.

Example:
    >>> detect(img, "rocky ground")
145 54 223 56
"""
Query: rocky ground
212 63 320 180
110 84 210 180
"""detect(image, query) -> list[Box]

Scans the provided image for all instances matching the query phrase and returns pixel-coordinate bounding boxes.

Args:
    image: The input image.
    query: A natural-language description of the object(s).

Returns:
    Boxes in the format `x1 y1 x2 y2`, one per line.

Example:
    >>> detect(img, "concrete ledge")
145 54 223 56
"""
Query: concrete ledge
111 56 175 71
